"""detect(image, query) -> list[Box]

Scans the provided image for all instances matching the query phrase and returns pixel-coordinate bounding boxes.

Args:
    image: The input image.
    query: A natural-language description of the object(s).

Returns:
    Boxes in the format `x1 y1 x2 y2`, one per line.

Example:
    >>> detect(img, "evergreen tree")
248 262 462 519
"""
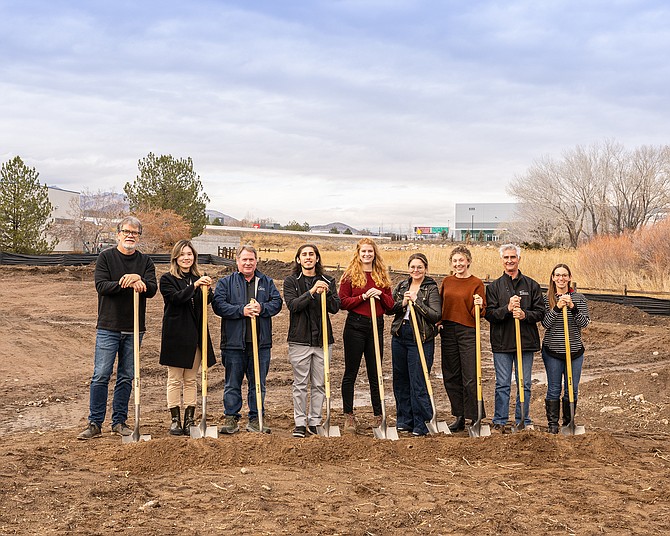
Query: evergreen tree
0 156 55 253
124 152 209 236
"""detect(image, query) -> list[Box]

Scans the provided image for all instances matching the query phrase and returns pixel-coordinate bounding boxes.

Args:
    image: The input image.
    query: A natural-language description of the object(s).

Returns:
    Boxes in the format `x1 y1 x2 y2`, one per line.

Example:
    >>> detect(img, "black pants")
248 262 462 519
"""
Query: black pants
440 321 482 420
341 312 384 416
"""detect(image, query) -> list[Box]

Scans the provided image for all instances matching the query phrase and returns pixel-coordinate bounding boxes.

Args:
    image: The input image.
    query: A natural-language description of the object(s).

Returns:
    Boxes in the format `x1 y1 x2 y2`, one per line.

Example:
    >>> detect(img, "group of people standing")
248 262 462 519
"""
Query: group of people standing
77 217 590 441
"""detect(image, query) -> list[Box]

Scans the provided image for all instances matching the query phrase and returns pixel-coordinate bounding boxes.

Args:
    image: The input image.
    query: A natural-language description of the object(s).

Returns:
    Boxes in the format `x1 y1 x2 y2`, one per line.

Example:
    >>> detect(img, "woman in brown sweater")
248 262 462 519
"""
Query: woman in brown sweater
439 245 486 432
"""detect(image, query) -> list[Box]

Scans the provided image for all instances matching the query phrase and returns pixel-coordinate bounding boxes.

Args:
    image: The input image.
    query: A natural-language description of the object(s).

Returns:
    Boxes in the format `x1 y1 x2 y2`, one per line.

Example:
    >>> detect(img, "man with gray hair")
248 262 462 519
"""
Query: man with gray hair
78 216 157 440
484 243 544 432
212 245 283 434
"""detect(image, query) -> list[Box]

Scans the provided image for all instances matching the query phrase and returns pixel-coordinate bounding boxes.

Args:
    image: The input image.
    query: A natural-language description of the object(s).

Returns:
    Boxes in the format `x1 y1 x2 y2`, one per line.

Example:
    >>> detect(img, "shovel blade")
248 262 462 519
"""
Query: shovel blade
373 425 399 441
426 419 451 435
190 420 219 439
318 425 341 437
561 422 586 436
468 420 491 438
122 429 151 444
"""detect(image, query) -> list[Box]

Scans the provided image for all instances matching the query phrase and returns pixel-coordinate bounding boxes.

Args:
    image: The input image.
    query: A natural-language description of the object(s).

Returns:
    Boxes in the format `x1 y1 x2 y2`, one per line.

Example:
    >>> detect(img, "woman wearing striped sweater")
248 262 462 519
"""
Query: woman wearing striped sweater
541 264 590 434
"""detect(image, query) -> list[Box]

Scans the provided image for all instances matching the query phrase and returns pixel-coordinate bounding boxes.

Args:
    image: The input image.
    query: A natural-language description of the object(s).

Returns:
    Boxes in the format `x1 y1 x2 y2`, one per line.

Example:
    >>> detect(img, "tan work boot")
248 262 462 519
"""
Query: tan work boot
344 413 357 433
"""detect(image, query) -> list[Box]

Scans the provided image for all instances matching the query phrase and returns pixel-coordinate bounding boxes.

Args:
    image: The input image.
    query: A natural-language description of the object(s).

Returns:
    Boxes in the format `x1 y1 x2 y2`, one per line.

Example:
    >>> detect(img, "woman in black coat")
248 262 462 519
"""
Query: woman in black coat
159 240 215 436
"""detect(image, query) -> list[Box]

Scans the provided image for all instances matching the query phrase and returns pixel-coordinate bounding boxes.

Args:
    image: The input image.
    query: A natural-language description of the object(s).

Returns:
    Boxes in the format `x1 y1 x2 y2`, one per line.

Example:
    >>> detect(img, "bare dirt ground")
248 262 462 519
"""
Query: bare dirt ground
1 262 669 535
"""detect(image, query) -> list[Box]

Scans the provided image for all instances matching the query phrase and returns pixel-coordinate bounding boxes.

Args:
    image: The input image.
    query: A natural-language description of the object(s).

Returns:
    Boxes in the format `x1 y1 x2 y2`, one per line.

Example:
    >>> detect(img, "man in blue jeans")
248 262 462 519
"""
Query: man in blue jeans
484 244 544 432
78 216 157 440
212 245 282 434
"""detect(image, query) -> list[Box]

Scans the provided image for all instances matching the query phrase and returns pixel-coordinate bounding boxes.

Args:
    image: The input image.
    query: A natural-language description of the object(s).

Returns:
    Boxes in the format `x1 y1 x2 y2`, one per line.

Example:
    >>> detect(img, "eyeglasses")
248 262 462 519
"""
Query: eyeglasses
119 229 141 237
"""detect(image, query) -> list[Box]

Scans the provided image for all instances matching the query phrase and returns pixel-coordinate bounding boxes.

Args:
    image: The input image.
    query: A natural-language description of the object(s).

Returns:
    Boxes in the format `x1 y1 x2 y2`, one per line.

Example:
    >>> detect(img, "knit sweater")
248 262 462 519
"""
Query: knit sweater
338 272 394 317
541 291 590 359
94 247 157 332
439 274 486 328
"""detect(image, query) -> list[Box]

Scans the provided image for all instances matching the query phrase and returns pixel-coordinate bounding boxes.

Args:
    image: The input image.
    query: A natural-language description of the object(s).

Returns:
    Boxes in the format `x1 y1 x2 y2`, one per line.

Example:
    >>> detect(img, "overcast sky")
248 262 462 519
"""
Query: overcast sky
2 1 669 231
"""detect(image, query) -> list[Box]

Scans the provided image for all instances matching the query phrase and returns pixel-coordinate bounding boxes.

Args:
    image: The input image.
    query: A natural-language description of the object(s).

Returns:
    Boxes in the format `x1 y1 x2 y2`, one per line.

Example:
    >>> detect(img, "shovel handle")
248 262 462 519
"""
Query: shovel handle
475 304 483 402
408 301 434 398
250 299 263 430
321 292 331 399
562 306 576 404
514 317 524 405
369 297 385 406
201 286 209 396
133 290 141 405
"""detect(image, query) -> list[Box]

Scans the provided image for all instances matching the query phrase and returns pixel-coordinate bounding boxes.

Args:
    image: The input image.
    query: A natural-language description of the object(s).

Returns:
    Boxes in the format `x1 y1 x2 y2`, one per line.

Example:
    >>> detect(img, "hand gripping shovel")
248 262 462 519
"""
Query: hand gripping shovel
468 304 490 437
250 299 268 433
512 317 527 433
123 290 151 443
369 297 398 440
408 301 449 435
561 307 586 436
191 286 218 439
318 292 340 437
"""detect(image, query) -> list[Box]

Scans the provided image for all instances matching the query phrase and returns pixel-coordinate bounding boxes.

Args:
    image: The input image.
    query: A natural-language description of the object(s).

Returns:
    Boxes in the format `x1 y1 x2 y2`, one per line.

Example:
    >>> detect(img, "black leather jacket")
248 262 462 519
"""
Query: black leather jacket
389 276 442 342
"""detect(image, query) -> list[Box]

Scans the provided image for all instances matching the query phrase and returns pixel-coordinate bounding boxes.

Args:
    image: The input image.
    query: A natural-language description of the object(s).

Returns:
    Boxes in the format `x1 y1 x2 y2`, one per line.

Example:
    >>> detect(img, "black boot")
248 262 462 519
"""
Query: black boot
183 406 196 437
545 400 560 434
448 416 465 433
562 399 577 426
169 406 183 435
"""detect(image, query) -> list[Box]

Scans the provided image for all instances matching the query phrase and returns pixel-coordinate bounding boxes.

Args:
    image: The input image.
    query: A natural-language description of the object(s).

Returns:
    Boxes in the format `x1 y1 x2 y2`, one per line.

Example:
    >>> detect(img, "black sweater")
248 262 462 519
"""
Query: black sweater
94 247 157 332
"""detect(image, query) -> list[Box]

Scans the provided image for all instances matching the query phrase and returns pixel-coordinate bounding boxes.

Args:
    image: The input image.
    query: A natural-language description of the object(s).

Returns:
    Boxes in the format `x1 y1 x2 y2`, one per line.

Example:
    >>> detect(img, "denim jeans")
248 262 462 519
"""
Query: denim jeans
223 346 271 421
542 348 583 402
392 323 434 435
88 329 142 427
493 351 534 425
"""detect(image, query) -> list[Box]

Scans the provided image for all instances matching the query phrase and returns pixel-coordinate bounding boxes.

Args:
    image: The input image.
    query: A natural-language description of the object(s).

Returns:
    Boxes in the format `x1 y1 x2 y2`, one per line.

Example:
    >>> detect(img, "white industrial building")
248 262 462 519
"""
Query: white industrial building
454 203 520 241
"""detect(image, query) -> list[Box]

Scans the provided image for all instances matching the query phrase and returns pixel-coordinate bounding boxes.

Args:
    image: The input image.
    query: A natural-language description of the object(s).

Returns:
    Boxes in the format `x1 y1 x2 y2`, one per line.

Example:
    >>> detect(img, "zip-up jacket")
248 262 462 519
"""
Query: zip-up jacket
211 270 283 352
541 290 590 360
389 276 442 343
283 272 340 346
484 271 545 353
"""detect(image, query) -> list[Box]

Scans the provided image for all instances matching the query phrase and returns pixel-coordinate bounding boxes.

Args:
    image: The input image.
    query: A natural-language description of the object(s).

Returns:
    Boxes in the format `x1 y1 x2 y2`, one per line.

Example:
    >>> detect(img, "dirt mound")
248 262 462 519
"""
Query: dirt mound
588 299 669 326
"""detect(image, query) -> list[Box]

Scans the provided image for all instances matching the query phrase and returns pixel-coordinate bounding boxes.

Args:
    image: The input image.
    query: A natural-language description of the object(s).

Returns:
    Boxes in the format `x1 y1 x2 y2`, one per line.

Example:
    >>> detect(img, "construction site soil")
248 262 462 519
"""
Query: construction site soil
0 262 669 535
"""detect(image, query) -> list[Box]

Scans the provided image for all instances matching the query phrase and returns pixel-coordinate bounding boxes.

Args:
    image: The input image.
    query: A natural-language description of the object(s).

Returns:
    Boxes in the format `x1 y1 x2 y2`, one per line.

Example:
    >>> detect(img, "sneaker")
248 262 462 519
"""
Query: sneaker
77 422 101 440
112 423 132 436
396 424 412 433
491 423 506 434
372 415 383 428
219 415 239 435
306 425 318 436
246 420 271 434
292 425 306 438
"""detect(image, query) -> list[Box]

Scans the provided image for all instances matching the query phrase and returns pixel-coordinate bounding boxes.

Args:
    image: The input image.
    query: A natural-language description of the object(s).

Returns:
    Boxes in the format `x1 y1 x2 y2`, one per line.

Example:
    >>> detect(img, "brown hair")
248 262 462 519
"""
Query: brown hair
340 238 391 289
169 240 201 279
548 263 572 309
449 245 472 265
407 253 428 269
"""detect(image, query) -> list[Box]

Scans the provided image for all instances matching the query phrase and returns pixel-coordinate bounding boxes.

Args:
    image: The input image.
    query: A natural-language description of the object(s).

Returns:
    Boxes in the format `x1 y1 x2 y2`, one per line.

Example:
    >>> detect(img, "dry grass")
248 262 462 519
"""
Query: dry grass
203 227 670 293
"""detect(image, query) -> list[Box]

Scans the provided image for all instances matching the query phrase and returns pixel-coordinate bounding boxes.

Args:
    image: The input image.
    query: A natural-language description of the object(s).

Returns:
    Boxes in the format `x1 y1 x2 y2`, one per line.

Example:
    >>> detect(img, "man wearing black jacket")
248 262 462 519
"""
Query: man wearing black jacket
78 216 157 440
484 244 544 431
283 244 340 438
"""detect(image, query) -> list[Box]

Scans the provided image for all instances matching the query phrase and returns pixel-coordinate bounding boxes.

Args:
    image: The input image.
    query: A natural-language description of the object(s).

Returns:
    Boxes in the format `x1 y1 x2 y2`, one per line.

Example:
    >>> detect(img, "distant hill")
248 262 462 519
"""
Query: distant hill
311 222 359 234
206 209 240 226
81 192 128 212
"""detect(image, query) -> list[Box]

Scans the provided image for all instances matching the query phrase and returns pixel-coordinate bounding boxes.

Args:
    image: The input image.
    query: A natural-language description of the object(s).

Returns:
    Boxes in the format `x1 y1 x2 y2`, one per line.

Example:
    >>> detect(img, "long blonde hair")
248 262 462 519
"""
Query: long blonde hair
341 238 391 289
169 240 202 279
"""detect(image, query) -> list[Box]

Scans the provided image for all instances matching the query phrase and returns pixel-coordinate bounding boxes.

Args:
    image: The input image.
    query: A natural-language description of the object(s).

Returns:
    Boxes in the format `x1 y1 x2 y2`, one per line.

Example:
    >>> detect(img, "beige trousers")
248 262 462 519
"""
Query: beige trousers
166 348 201 408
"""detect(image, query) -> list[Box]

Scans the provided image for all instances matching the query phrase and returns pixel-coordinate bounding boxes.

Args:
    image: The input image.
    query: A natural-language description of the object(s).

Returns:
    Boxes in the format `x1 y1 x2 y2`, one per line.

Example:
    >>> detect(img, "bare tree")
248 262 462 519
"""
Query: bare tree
509 140 670 245
52 190 127 252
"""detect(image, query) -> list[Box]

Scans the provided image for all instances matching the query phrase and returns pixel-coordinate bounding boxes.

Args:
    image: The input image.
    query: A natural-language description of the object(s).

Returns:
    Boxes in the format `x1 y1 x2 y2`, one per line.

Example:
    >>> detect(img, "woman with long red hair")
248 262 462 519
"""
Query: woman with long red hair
338 238 394 433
